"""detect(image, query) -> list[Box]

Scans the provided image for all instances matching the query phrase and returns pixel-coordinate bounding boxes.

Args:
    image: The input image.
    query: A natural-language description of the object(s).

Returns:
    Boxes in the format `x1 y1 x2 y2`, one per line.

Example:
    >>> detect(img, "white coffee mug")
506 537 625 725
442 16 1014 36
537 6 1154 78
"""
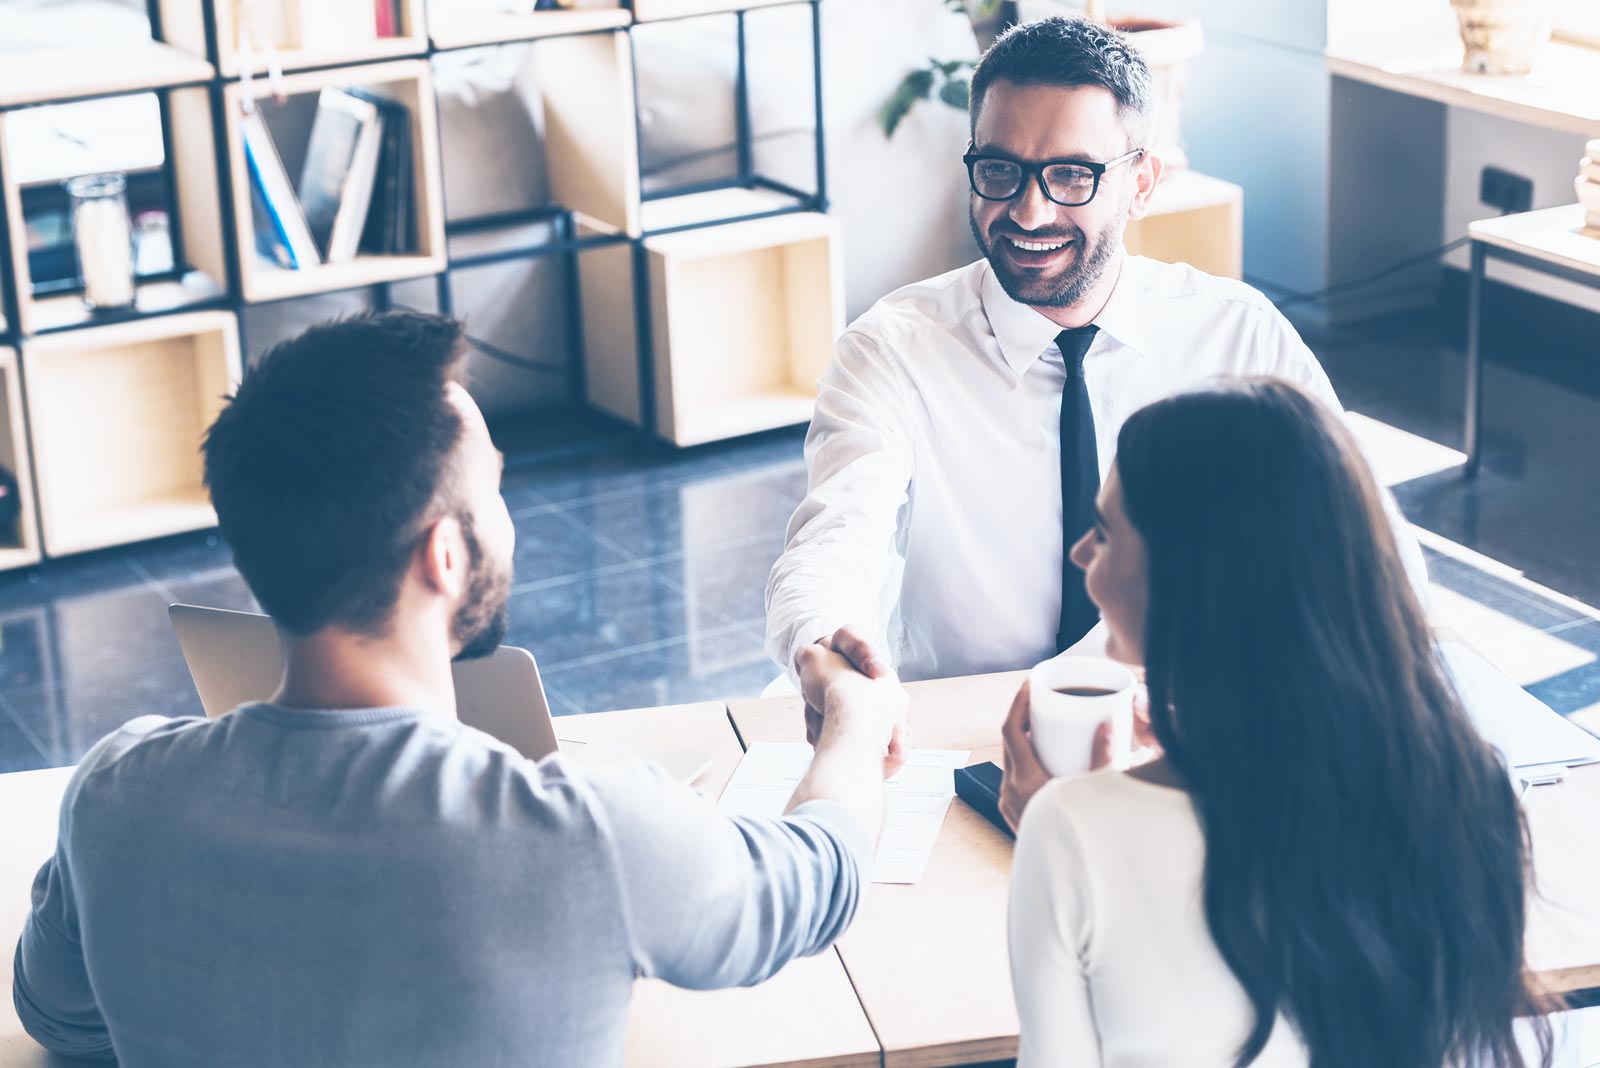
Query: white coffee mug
1028 656 1138 778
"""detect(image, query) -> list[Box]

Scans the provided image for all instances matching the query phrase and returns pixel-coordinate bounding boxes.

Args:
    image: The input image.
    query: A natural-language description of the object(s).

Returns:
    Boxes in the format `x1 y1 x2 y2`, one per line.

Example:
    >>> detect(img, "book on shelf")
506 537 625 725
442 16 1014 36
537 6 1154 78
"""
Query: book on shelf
297 88 386 264
348 89 415 256
375 0 400 36
242 108 321 270
1581 159 1600 184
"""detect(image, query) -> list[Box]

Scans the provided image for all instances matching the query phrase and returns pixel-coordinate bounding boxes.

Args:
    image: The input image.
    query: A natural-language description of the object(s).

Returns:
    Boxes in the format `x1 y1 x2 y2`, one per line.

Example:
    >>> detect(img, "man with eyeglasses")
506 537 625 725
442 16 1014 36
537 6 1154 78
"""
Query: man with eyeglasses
768 16 1423 700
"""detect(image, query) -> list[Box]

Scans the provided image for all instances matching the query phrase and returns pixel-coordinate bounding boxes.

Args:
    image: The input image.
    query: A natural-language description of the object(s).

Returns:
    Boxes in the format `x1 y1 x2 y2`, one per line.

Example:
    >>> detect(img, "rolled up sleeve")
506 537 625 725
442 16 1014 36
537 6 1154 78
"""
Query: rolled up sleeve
587 764 870 990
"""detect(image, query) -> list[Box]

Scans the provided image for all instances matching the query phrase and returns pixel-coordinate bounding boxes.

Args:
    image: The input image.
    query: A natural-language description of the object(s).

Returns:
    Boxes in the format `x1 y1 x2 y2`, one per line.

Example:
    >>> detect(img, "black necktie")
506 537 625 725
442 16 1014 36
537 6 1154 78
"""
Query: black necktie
1056 325 1100 652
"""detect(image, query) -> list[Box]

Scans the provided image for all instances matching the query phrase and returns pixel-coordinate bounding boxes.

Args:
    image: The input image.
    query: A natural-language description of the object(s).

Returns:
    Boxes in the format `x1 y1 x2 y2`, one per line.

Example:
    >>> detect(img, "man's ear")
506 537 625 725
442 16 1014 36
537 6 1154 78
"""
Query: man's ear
417 514 467 599
1125 152 1163 221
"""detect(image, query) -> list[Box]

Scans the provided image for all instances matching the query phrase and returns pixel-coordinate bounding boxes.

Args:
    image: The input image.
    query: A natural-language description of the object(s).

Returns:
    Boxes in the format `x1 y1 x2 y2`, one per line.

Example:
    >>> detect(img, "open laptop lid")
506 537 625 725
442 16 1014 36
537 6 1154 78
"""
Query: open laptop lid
168 604 709 783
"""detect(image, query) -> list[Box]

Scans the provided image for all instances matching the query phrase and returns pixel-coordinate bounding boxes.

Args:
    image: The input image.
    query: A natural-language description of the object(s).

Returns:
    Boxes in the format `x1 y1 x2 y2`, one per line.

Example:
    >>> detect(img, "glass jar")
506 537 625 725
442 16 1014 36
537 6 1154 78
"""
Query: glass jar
65 172 136 312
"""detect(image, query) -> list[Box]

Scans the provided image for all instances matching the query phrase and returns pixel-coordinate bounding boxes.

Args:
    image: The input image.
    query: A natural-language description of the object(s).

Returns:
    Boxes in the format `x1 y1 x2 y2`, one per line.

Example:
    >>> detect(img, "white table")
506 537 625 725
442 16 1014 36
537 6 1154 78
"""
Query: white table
1463 206 1600 473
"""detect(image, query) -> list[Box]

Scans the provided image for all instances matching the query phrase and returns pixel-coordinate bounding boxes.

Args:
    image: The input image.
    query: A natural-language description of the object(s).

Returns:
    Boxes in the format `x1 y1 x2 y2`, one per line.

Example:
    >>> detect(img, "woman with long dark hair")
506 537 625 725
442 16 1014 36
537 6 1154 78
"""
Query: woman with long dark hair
1000 378 1552 1068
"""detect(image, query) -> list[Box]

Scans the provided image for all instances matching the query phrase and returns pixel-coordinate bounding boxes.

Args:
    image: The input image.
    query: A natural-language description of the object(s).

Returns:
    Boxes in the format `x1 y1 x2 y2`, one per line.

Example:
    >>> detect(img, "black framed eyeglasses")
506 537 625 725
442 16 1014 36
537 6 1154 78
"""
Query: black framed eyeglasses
962 146 1145 207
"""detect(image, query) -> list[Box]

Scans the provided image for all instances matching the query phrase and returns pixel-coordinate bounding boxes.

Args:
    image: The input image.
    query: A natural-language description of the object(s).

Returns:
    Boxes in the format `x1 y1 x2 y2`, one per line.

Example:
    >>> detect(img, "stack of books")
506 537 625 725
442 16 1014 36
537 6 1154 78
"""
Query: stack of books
245 86 416 270
233 0 404 53
1580 140 1600 234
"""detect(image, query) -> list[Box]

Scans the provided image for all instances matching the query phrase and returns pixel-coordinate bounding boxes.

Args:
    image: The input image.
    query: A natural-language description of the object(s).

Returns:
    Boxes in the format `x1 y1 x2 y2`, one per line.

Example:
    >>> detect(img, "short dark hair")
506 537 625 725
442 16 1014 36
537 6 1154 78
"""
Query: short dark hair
203 311 469 635
970 16 1154 150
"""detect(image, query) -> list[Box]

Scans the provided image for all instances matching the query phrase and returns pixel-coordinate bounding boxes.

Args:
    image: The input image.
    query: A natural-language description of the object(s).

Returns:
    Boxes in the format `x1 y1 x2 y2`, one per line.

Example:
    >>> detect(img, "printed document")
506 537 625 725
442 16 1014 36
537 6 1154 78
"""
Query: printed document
720 742 968 884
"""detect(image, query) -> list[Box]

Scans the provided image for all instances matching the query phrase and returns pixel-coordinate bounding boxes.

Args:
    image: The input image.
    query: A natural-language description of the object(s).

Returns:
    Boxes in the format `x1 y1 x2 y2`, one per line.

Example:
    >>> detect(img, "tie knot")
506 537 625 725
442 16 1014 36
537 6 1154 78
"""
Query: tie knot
1055 325 1099 374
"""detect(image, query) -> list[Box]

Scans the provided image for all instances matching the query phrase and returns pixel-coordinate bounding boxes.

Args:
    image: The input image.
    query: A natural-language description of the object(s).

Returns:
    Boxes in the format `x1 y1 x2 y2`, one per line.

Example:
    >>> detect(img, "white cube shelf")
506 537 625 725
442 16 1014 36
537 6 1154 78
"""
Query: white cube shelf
1124 169 1243 280
22 310 241 556
580 210 842 447
230 60 446 302
428 5 631 50
630 0 807 22
0 94 231 338
157 0 429 78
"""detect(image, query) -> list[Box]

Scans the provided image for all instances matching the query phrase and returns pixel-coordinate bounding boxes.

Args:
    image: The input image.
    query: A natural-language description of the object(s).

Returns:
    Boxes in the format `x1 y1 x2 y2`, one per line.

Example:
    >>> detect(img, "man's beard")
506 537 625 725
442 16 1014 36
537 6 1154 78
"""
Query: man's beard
970 204 1123 309
451 513 511 662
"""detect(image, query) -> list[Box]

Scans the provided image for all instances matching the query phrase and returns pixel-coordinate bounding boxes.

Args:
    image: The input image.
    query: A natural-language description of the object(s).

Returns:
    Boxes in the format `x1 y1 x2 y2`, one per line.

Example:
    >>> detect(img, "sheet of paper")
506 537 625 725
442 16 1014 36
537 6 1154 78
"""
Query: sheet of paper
719 742 969 884
1441 640 1600 770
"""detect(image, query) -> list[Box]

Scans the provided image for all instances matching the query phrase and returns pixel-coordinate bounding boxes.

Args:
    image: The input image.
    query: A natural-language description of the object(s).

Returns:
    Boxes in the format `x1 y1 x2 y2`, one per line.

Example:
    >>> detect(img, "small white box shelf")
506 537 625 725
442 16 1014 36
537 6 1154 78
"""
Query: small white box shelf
0 40 214 110
1124 169 1243 280
157 0 429 78
582 210 842 447
427 5 632 51
0 346 41 571
21 310 241 557
175 59 447 304
0 95 230 338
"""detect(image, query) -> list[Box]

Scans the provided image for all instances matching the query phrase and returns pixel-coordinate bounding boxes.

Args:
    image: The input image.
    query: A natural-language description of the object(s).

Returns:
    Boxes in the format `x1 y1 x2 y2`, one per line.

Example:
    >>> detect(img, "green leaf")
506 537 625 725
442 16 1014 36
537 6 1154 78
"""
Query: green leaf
878 67 938 138
938 77 970 110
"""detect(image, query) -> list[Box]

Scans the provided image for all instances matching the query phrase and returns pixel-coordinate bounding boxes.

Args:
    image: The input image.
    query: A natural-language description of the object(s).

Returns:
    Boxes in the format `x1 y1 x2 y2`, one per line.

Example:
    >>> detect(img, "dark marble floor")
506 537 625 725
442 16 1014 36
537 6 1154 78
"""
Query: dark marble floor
0 296 1596 775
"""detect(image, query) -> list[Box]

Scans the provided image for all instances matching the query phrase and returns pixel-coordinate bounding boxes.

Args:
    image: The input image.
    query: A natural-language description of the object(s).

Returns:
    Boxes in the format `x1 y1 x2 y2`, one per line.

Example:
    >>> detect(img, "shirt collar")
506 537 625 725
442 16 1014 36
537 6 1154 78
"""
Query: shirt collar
979 254 1149 377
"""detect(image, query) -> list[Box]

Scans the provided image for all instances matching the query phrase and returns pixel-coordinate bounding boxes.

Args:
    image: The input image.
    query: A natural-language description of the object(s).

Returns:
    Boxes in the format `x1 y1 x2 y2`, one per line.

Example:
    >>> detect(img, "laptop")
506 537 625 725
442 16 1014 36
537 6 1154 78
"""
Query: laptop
168 604 711 783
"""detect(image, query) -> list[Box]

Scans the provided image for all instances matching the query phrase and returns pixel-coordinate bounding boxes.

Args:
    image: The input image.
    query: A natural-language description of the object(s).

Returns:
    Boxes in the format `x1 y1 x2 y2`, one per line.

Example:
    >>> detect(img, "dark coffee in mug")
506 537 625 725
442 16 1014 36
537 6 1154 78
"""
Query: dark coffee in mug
1052 686 1118 697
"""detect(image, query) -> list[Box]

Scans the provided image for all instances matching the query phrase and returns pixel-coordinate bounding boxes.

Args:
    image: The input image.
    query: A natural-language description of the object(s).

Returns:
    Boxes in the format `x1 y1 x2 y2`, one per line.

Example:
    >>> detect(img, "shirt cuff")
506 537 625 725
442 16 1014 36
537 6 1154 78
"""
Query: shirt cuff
783 619 841 688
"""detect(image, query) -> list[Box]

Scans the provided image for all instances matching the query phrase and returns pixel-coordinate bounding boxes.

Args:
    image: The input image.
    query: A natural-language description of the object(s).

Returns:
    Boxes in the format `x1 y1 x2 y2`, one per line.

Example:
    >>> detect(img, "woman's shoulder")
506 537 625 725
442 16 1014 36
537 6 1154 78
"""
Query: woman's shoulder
1023 768 1199 853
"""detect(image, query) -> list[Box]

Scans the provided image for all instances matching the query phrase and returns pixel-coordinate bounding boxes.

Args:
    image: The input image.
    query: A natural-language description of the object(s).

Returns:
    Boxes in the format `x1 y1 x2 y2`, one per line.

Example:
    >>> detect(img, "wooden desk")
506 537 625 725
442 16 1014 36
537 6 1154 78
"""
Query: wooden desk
729 671 1600 1067
732 671 1026 1068
0 702 880 1068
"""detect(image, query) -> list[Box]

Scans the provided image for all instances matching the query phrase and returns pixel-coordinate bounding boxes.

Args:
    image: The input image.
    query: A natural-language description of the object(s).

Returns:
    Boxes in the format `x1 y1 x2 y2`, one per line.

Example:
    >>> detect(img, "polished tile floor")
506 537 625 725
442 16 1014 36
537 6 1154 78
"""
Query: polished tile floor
0 301 1596 774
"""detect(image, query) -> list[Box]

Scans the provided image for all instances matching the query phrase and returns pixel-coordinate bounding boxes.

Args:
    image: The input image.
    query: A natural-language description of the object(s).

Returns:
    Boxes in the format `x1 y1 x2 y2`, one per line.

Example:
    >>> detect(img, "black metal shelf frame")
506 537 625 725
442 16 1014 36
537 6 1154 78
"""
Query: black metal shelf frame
0 0 828 470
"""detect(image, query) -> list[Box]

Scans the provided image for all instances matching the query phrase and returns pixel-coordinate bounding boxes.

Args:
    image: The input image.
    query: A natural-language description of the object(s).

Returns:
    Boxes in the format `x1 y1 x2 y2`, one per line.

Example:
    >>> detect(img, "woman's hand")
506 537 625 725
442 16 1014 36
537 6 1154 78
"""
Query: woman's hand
999 681 1051 831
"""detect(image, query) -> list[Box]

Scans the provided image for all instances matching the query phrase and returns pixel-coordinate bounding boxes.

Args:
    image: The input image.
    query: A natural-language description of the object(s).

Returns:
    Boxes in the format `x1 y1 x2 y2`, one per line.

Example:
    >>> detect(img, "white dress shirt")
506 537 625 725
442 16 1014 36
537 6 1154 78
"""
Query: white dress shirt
766 253 1424 682
1009 770 1308 1067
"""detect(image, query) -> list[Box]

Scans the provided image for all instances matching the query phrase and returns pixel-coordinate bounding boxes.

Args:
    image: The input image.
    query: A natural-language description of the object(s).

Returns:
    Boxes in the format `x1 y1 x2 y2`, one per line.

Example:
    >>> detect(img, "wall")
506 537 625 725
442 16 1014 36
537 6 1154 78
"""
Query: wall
1442 108 1599 314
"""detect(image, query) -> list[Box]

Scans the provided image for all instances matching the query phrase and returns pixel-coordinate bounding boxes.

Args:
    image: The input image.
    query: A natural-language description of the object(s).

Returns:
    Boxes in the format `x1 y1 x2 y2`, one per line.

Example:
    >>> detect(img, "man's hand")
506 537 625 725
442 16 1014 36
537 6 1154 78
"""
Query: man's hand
999 681 1051 831
795 638 908 779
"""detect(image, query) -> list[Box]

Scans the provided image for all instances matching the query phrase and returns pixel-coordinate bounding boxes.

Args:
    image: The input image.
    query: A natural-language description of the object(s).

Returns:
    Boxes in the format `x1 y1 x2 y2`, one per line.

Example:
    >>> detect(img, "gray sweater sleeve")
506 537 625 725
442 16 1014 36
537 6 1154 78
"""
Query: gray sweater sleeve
582 761 872 990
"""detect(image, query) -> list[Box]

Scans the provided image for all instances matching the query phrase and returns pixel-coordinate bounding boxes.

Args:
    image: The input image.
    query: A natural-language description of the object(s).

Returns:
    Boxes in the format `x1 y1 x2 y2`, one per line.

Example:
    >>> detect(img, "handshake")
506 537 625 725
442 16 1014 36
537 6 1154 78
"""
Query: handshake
794 625 910 780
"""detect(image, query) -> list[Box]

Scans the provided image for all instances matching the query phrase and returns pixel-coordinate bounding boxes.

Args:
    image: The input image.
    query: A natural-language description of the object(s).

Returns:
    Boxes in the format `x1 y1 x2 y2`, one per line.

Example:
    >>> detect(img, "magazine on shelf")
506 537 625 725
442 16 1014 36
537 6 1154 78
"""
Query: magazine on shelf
348 89 414 255
242 108 320 270
297 87 386 263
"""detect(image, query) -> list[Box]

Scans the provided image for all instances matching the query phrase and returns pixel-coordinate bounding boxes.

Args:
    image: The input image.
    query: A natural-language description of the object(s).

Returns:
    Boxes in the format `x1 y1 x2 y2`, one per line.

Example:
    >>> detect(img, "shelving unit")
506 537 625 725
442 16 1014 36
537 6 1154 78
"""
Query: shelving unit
158 0 430 78
0 97 229 337
426 7 632 52
0 346 41 570
0 0 833 570
213 59 447 302
1124 170 1244 280
21 310 240 557
628 211 840 446
0 39 213 110
630 0 806 22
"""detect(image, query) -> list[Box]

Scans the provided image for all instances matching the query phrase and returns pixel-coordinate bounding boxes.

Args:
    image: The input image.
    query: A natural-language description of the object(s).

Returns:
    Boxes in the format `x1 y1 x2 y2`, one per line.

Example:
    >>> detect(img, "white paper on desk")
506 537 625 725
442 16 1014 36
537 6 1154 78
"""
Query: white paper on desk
719 742 969 884
1441 641 1600 770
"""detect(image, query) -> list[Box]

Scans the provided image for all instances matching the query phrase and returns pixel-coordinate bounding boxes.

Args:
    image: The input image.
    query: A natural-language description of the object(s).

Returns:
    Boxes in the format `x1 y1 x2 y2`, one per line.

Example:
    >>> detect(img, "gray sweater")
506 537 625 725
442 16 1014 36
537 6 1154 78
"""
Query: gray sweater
13 704 870 1066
